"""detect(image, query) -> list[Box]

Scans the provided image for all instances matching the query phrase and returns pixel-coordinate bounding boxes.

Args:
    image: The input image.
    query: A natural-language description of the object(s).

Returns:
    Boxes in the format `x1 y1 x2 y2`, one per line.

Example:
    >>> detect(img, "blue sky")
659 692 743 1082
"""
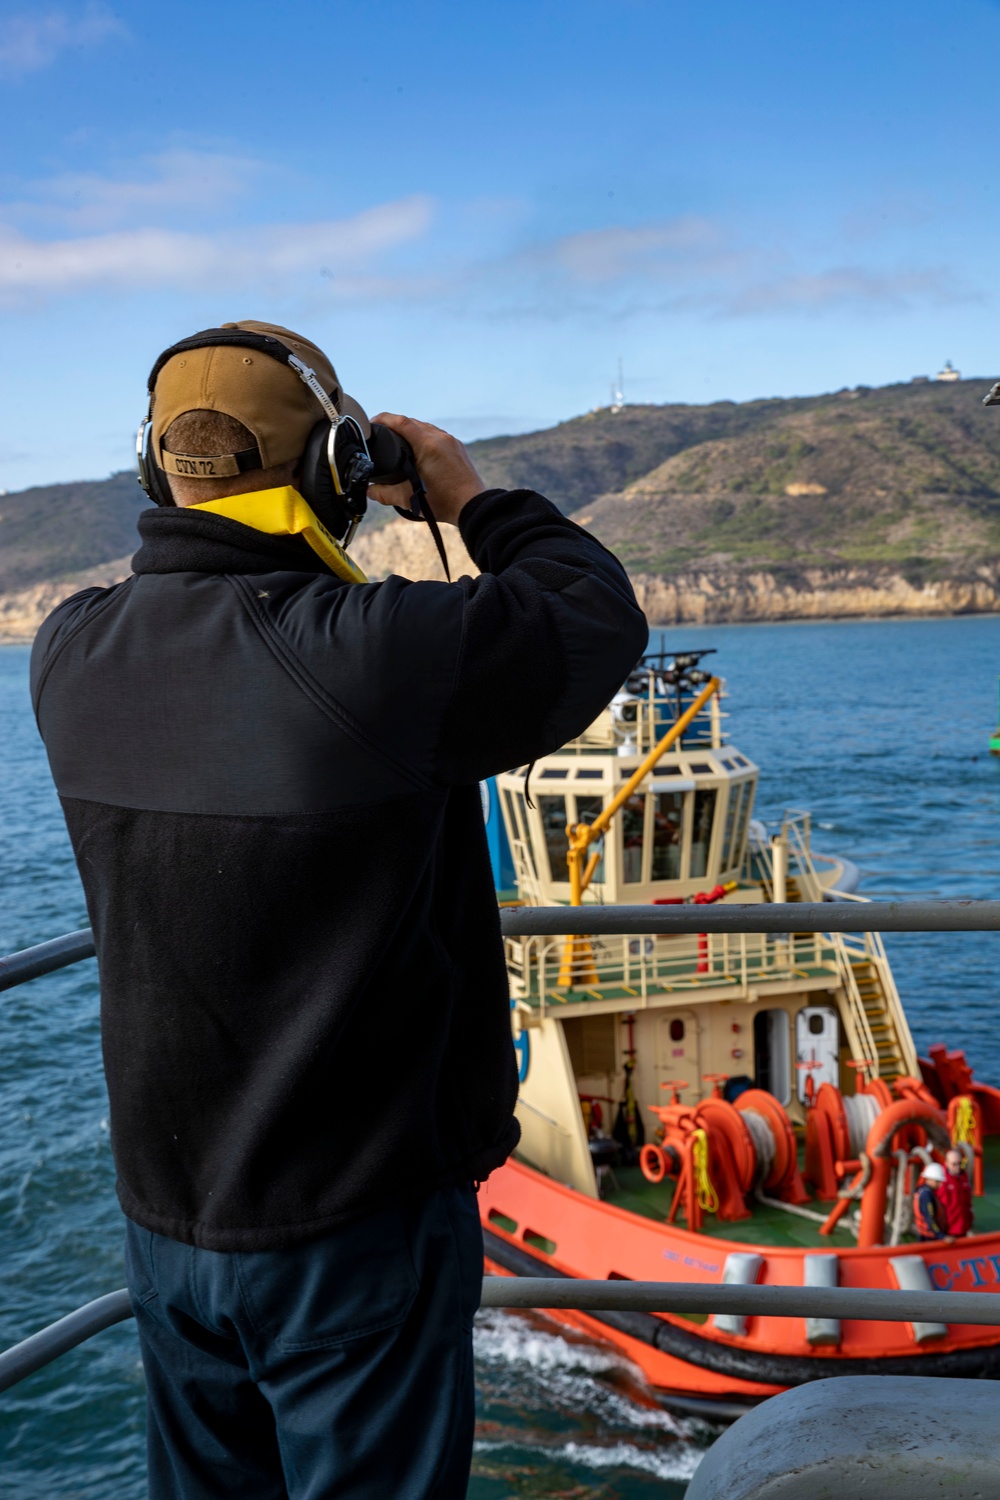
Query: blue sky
0 0 998 489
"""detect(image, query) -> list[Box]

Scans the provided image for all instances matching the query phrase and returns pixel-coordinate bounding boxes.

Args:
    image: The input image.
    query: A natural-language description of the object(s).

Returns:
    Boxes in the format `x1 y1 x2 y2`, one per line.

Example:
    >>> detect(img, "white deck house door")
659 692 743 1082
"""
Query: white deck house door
795 1005 839 1101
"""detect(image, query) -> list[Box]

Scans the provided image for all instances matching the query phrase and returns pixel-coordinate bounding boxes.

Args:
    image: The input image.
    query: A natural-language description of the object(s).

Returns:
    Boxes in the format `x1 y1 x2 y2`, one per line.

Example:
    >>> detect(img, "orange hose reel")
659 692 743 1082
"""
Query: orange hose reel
640 1087 805 1229
807 1074 946 1203
805 1082 852 1201
734 1089 810 1205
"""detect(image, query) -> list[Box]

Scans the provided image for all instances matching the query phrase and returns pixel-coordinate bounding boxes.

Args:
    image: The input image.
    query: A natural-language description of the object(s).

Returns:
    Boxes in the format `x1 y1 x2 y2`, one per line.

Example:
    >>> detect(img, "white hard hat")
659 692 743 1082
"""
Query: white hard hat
921 1162 946 1183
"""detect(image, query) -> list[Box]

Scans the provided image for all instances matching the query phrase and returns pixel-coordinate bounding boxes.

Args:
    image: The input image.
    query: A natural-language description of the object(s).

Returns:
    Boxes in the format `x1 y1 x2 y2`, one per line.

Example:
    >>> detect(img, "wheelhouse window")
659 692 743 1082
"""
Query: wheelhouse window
719 784 743 870
501 788 522 846
539 796 569 880
651 791 684 880
621 794 646 883
690 788 717 879
575 794 605 883
514 790 530 844
732 780 754 866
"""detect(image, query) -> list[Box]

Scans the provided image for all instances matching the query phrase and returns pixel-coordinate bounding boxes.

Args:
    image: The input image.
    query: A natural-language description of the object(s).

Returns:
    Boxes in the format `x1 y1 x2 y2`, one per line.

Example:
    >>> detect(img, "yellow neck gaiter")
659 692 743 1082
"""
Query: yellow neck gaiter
189 486 368 585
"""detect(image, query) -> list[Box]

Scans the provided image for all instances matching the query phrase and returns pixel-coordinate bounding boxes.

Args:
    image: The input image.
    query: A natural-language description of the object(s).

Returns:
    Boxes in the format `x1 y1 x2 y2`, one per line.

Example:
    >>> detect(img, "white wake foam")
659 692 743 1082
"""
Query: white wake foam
474 1435 703 1484
473 1308 713 1486
475 1308 629 1377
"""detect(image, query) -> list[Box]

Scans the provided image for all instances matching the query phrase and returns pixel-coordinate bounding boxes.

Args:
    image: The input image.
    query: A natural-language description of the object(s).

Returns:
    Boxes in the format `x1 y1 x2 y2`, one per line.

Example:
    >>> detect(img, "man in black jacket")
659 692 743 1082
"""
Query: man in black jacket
31 320 648 1499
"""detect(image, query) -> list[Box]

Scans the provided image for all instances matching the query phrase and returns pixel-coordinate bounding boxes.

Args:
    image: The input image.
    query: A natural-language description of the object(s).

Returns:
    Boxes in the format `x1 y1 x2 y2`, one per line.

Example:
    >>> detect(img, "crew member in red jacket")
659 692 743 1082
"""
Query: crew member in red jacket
939 1147 974 1236
913 1162 946 1241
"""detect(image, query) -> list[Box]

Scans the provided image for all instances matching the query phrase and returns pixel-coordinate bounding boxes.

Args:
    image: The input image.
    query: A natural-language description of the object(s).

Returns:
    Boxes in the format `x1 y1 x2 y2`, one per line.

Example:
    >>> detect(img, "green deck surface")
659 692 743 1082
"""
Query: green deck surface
603 1137 1000 1248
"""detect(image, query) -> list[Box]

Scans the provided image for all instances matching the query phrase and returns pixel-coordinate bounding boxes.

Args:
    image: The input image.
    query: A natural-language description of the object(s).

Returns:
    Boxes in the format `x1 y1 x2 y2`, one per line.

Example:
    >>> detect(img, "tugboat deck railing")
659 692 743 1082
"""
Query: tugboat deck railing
503 896 987 1069
742 810 819 900
562 682 725 757
506 929 843 1016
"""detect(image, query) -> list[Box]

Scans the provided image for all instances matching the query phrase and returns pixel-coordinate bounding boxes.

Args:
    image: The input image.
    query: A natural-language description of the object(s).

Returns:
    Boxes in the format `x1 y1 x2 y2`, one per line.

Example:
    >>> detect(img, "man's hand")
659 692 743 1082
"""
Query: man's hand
369 413 486 527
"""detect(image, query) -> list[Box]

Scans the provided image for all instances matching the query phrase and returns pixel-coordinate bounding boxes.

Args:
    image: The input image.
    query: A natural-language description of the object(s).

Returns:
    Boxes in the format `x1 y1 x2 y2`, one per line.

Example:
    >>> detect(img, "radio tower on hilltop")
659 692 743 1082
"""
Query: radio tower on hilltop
610 357 624 412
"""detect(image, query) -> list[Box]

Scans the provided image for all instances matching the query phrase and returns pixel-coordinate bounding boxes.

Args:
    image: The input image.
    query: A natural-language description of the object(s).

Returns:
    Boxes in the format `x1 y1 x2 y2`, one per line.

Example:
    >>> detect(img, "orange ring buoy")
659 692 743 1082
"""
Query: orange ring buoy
640 1144 668 1183
865 1098 949 1162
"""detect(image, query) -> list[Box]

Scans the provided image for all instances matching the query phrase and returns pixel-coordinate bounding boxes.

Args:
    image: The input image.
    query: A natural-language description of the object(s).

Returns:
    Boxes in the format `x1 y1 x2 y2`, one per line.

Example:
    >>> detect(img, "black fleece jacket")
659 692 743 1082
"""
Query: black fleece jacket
30 488 648 1250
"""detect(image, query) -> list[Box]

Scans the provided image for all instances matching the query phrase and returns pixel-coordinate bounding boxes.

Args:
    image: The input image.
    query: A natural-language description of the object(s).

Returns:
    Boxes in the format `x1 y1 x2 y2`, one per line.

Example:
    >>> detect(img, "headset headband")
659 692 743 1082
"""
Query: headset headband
147 327 342 423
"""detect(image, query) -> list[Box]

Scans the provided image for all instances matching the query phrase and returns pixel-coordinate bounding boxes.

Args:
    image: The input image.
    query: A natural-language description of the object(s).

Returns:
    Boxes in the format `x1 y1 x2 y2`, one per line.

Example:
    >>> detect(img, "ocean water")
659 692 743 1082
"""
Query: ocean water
1 612 1000 1497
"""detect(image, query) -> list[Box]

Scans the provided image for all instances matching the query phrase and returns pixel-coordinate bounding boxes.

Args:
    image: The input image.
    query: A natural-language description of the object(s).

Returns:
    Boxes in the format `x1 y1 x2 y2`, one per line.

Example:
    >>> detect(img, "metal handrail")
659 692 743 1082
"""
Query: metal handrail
484 1280 1000 1323
0 928 95 992
2 904 997 995
0 1291 132 1394
500 901 1000 936
5 1278 1000 1395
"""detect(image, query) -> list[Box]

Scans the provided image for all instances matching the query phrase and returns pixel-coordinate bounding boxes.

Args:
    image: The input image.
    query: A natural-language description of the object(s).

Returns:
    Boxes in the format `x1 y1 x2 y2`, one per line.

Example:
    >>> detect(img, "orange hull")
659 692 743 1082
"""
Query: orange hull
479 1158 1000 1400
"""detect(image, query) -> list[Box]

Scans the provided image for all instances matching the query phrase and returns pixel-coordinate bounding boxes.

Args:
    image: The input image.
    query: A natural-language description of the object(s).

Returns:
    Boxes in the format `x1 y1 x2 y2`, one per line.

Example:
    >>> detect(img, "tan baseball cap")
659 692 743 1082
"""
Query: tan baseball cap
151 319 370 475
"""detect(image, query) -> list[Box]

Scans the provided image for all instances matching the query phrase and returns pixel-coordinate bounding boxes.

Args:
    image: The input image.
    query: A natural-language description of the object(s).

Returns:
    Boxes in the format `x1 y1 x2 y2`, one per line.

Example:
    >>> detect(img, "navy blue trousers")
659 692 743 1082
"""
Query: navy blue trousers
123 1185 483 1500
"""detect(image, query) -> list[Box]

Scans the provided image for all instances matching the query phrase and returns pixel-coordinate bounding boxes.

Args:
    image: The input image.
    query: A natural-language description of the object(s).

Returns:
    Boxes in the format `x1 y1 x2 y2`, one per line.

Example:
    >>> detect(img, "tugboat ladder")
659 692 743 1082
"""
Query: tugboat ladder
831 898 919 1082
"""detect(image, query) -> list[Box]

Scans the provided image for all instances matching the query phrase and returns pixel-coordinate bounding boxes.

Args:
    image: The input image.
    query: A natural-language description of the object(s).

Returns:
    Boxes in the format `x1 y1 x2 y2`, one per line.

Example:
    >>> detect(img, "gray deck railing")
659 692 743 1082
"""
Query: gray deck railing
5 1278 1000 1396
0 927 96 991
3 899 1000 1395
4 901 999 993
499 900 1000 936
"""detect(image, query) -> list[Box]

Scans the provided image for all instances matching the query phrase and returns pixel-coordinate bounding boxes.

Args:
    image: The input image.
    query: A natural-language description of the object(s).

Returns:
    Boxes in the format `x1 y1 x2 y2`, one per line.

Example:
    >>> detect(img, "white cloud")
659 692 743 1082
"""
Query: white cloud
0 196 434 302
0 156 978 325
548 216 734 283
10 150 263 231
0 4 124 76
720 266 980 316
459 213 980 322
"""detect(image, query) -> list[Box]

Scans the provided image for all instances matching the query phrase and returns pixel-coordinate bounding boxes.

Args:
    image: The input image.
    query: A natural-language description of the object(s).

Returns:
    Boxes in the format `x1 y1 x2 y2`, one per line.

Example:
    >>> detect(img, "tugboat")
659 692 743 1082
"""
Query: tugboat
480 649 1000 1414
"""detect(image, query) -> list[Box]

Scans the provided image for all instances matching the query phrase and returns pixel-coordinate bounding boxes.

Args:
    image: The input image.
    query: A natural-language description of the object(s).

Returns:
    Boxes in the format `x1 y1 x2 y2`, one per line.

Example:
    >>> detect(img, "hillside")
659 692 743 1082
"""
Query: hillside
0 471 144 595
466 392 833 516
362 377 1000 621
3 376 1000 637
576 380 1000 581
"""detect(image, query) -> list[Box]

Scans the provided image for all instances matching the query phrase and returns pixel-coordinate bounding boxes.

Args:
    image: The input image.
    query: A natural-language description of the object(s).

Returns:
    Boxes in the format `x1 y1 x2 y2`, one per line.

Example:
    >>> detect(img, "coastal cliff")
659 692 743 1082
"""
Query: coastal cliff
5 533 999 644
627 563 1000 623
0 557 132 643
349 519 1000 623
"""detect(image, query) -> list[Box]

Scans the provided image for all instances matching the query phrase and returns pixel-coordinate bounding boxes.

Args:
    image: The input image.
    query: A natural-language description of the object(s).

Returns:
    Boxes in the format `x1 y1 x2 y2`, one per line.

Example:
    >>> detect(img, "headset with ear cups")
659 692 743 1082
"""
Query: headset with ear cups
136 327 425 550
